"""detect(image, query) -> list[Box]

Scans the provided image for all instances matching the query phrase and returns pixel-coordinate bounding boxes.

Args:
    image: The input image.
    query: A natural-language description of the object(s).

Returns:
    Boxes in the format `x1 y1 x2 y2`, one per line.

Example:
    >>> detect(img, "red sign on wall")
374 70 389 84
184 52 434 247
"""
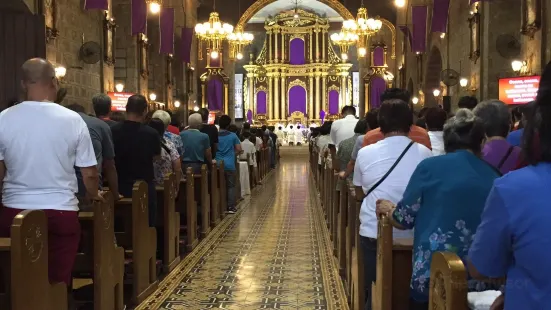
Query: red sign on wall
107 92 133 111
498 76 540 105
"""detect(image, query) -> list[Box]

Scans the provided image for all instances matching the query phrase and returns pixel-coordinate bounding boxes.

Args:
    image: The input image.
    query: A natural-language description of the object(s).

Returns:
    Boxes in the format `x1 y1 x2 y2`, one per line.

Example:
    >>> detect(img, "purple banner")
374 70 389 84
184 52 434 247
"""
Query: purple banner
207 78 223 111
131 0 147 35
431 0 450 33
412 6 428 53
180 28 193 63
289 39 305 65
328 90 339 115
160 8 174 54
256 91 267 114
289 86 307 115
320 110 326 123
84 0 108 10
398 25 412 50
247 109 253 123
373 47 384 66
370 77 386 109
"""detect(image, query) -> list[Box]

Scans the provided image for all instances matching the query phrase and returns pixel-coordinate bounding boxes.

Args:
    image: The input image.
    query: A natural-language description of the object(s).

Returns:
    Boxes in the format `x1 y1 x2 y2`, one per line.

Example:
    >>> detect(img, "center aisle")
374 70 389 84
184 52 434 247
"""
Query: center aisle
136 147 348 310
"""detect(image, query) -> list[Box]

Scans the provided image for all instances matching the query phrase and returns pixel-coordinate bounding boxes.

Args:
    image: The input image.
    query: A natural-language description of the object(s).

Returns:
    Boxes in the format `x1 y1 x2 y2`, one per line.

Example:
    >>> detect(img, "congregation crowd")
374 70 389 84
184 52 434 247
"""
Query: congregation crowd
311 64 551 309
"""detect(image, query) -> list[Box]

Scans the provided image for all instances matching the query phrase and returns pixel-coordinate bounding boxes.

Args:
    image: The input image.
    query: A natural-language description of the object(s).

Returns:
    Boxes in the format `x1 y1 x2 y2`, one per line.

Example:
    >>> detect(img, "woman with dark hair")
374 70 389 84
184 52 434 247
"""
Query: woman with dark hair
468 62 551 310
148 118 182 186
354 99 433 310
315 121 333 166
375 109 500 309
424 107 447 156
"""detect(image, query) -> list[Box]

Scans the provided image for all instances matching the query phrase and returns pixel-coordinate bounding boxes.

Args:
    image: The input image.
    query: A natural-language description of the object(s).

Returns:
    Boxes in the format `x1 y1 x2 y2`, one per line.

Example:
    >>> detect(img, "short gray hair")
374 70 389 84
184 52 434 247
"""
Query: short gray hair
188 113 203 128
443 108 486 154
152 110 171 128
472 99 511 138
92 93 112 116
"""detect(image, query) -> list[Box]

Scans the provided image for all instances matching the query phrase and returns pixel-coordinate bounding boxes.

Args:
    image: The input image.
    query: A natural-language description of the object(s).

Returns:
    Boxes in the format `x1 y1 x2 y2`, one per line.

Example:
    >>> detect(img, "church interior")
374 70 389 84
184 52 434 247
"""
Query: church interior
0 0 549 309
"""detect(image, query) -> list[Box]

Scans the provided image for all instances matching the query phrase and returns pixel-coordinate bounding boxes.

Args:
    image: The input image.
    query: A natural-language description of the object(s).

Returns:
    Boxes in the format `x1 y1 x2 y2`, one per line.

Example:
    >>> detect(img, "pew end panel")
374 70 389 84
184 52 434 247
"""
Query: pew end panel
218 161 227 218
210 161 220 227
429 252 469 310
196 165 211 238
180 168 198 252
156 173 181 273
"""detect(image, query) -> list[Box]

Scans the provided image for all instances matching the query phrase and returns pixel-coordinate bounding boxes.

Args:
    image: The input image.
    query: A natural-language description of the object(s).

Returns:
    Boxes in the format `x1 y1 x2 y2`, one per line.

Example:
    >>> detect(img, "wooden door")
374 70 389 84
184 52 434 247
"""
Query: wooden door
0 3 46 110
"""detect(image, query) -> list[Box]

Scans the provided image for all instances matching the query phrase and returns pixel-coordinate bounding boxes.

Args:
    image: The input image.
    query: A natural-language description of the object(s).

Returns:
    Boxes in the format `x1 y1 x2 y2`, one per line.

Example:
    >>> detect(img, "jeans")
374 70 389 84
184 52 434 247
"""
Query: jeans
183 162 203 175
360 236 377 310
120 179 157 227
225 170 237 209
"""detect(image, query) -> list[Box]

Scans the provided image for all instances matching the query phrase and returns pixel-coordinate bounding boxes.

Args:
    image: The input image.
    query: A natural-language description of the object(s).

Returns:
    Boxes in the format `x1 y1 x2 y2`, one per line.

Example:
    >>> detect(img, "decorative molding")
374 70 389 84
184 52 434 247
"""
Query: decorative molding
521 0 541 38
289 34 306 41
378 17 396 60
44 0 58 43
468 6 481 63
288 78 307 89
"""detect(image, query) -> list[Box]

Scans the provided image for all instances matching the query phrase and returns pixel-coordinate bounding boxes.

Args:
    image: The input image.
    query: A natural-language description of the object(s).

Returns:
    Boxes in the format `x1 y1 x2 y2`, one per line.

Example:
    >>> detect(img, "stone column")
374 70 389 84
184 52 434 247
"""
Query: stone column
322 75 327 116
309 74 314 119
309 29 313 63
247 73 255 115
281 73 286 118
274 73 280 120
340 75 346 110
275 28 279 63
315 74 321 119
268 75 273 119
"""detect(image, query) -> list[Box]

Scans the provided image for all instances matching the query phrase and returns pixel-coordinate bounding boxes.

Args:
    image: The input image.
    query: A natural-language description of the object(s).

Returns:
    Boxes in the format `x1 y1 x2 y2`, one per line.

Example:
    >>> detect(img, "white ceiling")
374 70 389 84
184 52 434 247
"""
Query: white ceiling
248 0 344 23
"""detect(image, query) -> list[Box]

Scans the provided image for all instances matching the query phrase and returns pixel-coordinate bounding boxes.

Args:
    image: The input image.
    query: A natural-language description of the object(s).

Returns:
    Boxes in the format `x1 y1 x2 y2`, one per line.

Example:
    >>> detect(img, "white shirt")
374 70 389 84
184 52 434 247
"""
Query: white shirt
330 115 358 148
428 131 445 156
240 139 257 167
295 129 303 142
353 136 432 239
316 135 333 165
255 136 263 151
0 101 97 211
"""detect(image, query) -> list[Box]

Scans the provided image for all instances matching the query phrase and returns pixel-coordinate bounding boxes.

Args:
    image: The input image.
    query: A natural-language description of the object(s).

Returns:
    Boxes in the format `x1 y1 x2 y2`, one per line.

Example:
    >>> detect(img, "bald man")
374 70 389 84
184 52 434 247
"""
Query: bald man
180 113 212 174
0 58 100 286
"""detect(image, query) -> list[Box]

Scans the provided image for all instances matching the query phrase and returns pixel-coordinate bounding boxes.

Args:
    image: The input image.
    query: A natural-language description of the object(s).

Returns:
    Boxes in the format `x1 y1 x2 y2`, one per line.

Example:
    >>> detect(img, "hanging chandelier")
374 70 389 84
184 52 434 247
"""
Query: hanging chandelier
194 0 234 60
330 29 359 61
228 27 254 60
145 0 162 14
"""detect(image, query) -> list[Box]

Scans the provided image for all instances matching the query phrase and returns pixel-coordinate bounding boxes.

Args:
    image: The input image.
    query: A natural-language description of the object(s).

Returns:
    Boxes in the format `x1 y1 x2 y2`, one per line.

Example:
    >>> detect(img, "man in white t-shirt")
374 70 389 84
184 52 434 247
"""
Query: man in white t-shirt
239 131 259 185
0 58 100 286
353 99 432 310
330 105 358 148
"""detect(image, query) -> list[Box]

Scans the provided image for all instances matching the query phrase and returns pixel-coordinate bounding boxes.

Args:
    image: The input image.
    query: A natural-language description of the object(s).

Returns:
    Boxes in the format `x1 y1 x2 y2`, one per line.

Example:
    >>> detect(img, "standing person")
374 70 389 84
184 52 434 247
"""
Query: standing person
165 110 180 135
216 115 243 214
92 93 117 127
295 125 304 146
330 105 358 147
199 108 219 158
336 119 368 182
316 121 334 166
111 95 161 226
424 107 447 156
240 131 258 185
66 104 120 207
353 99 433 310
153 110 184 158
148 118 182 186
180 113 212 174
473 100 521 174
457 96 479 110
506 100 535 147
0 58 100 287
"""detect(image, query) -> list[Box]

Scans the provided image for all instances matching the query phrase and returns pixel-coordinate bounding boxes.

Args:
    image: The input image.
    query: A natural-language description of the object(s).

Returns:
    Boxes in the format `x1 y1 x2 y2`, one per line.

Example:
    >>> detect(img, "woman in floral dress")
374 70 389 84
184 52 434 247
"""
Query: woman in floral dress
376 109 501 310
148 118 181 187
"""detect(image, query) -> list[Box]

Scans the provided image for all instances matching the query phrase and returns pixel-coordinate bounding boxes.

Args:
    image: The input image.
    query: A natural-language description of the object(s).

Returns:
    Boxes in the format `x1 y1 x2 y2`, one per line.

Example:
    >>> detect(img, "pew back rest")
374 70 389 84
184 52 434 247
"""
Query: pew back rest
373 215 393 310
429 252 468 310
328 144 339 172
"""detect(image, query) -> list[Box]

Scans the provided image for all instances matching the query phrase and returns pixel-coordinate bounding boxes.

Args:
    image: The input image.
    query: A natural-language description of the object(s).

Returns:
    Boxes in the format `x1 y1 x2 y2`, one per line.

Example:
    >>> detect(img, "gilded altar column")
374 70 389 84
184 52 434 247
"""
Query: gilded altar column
274 73 280 120
248 73 255 115
281 73 286 118
268 75 274 119
340 75 346 110
315 27 320 63
281 31 285 63
268 30 273 64
275 28 279 63
322 75 327 116
309 29 313 63
309 74 314 119
315 74 321 119
322 29 326 63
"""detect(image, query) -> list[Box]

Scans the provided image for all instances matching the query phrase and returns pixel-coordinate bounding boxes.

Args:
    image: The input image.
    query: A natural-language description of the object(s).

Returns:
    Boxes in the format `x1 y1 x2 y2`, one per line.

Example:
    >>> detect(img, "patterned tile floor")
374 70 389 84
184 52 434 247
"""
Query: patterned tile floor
136 147 348 310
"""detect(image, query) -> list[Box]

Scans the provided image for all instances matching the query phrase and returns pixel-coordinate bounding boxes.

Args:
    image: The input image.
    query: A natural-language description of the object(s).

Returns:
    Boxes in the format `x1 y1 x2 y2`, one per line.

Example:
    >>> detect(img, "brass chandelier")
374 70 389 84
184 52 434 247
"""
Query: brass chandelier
227 0 254 61
194 0 234 60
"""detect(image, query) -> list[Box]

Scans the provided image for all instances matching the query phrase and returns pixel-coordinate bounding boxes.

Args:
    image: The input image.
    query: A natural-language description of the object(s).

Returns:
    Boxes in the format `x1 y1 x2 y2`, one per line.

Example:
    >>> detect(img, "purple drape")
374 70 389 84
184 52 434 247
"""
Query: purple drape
289 86 307 115
431 0 450 33
370 77 386 109
180 28 193 63
160 8 174 54
399 25 412 49
131 0 147 35
247 109 253 122
289 39 305 65
373 47 384 66
320 110 326 123
412 6 428 53
328 90 339 115
256 91 267 114
84 0 108 10
207 78 223 111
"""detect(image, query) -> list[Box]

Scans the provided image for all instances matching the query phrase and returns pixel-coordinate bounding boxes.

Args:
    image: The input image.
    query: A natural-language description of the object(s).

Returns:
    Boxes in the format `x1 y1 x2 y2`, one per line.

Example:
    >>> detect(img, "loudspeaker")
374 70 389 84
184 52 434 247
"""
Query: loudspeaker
443 96 451 113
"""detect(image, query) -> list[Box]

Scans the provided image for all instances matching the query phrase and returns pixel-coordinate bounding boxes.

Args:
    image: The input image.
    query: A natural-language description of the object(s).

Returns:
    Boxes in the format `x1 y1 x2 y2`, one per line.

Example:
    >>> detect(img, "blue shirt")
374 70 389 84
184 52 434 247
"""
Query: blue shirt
180 129 210 163
469 163 551 310
215 130 241 171
392 151 499 302
506 128 524 147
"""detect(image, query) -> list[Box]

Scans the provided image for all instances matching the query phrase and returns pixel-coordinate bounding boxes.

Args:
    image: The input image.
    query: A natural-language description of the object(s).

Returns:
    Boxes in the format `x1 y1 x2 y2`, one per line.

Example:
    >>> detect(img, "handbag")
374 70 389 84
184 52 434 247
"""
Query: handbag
365 141 415 197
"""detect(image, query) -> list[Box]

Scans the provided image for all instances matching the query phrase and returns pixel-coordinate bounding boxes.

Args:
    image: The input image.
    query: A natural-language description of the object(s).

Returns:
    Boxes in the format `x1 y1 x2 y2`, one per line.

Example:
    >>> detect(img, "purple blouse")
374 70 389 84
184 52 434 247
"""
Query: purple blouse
482 139 521 174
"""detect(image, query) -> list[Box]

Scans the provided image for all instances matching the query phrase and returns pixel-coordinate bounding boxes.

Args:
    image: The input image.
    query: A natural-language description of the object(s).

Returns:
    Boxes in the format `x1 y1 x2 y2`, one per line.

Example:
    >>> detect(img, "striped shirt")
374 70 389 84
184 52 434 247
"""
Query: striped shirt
361 125 432 150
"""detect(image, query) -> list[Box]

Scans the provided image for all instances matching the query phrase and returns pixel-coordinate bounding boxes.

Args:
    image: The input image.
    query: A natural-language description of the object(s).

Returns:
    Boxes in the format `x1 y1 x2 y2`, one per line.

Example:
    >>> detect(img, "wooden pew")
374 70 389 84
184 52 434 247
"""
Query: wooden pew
155 173 180 272
194 165 211 239
235 157 242 202
210 161 220 228
429 252 468 310
177 168 198 252
328 146 339 254
350 188 365 309
114 181 158 304
218 161 227 216
371 215 413 310
0 210 67 310
345 183 355 297
74 192 125 310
